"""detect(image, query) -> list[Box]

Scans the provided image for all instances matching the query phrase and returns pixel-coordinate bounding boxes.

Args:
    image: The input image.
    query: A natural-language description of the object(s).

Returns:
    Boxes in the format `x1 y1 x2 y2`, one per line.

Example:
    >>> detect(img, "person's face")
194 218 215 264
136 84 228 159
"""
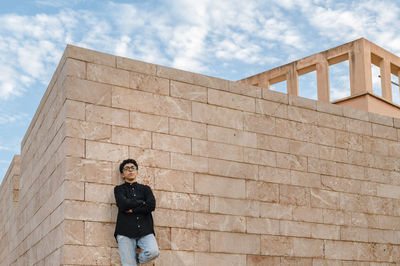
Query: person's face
121 163 138 183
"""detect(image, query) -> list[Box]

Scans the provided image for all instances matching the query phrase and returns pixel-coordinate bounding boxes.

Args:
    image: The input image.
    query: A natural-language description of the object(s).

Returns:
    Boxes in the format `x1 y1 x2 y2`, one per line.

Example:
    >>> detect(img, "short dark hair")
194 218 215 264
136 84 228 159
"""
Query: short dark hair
119 159 138 173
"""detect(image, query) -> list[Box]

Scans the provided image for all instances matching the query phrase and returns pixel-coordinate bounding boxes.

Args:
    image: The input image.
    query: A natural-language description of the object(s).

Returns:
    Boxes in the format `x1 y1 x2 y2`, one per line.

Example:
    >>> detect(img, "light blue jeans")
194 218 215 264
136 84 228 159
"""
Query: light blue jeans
117 234 159 266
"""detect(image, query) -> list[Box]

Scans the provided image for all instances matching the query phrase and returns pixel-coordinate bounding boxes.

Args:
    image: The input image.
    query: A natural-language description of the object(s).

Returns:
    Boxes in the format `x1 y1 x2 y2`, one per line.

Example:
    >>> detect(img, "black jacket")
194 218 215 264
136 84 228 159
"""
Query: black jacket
114 182 156 240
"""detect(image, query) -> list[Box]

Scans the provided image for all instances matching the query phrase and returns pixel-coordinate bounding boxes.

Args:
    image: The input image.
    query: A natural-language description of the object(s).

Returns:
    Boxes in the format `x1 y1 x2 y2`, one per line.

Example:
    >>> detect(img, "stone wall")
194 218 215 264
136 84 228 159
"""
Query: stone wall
0 45 399 265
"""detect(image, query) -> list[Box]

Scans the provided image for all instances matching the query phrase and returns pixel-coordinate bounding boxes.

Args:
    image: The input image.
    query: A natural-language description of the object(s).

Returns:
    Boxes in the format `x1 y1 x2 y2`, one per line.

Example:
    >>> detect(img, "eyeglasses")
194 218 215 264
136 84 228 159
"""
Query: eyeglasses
123 166 137 171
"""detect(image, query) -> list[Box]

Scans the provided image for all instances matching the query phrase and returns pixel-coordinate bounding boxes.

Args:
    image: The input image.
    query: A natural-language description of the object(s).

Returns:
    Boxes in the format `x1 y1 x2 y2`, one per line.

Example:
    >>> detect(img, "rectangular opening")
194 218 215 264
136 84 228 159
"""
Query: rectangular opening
392 73 400 105
328 60 350 101
371 64 382 97
269 79 286 94
298 69 317 100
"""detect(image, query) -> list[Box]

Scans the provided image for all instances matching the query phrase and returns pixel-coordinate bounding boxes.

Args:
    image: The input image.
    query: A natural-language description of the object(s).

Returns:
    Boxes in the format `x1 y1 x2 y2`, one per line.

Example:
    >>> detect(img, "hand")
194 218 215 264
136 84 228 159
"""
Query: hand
125 209 133 214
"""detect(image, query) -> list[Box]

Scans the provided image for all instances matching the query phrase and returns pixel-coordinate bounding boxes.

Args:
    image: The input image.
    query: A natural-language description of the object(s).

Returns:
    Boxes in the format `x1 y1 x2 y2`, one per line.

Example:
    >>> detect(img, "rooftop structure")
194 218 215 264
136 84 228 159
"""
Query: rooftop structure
239 38 400 118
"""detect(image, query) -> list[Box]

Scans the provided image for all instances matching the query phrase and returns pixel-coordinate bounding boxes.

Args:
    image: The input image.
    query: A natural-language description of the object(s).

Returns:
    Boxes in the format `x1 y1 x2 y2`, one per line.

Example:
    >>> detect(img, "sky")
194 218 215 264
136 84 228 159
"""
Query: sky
1 0 400 183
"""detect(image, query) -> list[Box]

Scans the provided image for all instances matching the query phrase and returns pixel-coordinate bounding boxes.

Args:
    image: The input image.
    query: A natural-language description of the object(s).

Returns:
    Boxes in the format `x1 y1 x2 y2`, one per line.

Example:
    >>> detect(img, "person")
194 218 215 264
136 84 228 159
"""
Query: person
114 159 159 266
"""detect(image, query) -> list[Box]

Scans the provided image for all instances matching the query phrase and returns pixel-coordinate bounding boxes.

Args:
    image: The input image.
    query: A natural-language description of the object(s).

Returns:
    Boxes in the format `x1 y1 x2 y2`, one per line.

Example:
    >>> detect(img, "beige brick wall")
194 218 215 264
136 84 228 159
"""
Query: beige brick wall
1 44 400 265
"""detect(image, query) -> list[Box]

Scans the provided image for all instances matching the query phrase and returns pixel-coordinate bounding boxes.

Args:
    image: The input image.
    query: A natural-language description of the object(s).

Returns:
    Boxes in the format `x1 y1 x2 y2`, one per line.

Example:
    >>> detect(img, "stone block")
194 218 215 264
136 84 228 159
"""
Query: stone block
316 101 343 116
324 240 372 261
210 232 260 254
291 170 321 188
246 217 279 235
323 209 351 226
210 197 259 217
193 213 246 233
318 112 346 130
196 252 246 266
64 137 85 157
229 81 262 98
260 235 293 256
339 193 367 213
207 125 257 148
86 141 129 162
377 184 400 199
293 238 324 257
280 185 310 206
154 169 194 193
64 200 113 222
86 103 130 127
156 65 195 83
280 220 311 237
346 118 372 135
153 208 193 228
111 126 152 148
289 140 319 158
257 134 290 153
62 245 111 265
244 113 275 135
335 131 363 151
66 45 116 67
372 123 398 140
85 221 116 247
130 111 169 134
255 99 288 119
155 250 194 266
130 147 170 169
310 188 340 209
193 73 229 91
246 181 279 202
116 56 156 75
262 88 288 104
289 94 317 110
322 175 361 194
195 174 245 199
208 158 258 180
171 228 209 251
154 190 209 212
369 112 394 127
65 77 112 106
87 63 129 87
311 223 340 240
64 180 84 200
62 58 86 79
342 106 369 121
65 157 113 184
85 183 114 203
170 80 207 102
65 99 85 120
340 226 369 242
258 166 290 184
64 220 84 245
193 139 243 162
292 206 323 223
246 255 280 266
208 89 255 112
276 153 308 171
154 226 170 250
313 126 336 146
288 105 318 124
66 119 112 141
260 202 292 220
130 72 169 95
192 102 243 130
170 153 208 173
152 133 191 154
169 118 206 139
244 148 276 167
112 86 191 120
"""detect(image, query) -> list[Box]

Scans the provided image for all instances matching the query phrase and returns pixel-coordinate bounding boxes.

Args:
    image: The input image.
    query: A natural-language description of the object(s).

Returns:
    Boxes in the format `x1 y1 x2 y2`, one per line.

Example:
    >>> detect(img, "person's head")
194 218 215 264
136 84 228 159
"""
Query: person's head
119 159 138 183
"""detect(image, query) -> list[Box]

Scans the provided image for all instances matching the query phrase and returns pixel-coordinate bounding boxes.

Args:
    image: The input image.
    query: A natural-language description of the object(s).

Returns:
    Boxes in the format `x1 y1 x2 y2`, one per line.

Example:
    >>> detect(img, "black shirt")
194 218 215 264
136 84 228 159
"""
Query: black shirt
114 182 156 240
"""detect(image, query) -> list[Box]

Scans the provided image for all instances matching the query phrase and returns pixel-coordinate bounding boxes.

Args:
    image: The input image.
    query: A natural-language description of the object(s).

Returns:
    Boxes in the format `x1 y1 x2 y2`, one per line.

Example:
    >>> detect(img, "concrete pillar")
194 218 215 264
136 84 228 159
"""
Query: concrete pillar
316 59 330 102
380 58 392 101
286 65 298 96
349 39 372 95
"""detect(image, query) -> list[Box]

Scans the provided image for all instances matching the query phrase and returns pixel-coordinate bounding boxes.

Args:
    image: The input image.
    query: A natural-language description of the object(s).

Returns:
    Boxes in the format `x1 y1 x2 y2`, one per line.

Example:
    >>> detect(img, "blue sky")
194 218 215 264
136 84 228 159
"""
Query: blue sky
1 0 400 183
